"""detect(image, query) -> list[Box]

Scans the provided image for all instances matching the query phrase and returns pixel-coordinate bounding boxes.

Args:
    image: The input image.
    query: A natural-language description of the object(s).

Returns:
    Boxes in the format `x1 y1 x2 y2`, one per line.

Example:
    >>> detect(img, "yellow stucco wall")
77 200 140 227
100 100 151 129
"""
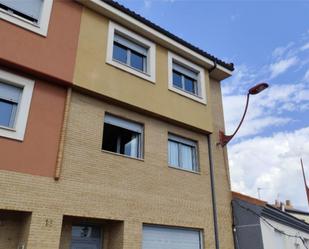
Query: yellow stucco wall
73 8 213 133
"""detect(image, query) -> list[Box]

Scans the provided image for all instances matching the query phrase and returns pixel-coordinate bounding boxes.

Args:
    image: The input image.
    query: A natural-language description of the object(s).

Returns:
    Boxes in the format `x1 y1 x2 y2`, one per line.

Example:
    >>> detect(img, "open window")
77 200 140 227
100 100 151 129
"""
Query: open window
102 114 143 159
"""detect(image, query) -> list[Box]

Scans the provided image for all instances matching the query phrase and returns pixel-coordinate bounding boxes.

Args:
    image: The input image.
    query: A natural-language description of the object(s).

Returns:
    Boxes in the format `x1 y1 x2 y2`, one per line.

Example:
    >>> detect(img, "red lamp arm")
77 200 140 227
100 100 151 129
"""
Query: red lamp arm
219 93 250 147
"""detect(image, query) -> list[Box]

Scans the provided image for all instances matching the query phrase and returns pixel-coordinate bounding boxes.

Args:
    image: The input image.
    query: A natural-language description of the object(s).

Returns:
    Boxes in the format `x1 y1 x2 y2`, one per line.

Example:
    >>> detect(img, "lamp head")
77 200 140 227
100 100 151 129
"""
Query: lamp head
248 83 269 95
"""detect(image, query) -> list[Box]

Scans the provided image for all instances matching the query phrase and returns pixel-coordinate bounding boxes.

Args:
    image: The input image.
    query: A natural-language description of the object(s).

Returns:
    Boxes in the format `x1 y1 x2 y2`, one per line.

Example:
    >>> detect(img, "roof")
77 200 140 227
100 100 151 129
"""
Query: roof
232 191 267 207
232 192 309 234
286 208 309 216
102 0 234 71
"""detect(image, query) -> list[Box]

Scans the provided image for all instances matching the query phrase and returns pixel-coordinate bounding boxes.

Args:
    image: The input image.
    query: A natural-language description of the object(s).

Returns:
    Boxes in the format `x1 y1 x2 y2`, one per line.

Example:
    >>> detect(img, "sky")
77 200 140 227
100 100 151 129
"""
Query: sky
116 0 309 210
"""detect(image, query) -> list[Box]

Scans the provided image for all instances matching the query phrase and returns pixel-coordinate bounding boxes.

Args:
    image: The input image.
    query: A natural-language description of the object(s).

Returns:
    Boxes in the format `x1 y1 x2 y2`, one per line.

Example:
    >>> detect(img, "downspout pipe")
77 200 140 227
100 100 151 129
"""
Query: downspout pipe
208 59 218 74
207 134 220 249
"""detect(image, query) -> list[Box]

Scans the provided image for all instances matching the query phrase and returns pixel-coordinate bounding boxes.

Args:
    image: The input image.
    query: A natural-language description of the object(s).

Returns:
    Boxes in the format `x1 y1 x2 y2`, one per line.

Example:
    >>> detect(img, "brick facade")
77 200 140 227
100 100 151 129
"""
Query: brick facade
0 87 233 249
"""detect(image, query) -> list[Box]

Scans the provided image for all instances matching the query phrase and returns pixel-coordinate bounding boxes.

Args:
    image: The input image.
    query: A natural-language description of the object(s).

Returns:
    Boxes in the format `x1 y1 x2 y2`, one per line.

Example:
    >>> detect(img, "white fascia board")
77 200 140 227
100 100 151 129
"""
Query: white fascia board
75 0 233 77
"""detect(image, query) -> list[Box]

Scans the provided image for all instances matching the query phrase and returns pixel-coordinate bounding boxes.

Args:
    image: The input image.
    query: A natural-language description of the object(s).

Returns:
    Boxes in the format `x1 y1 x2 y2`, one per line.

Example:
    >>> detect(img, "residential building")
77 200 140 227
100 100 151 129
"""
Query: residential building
232 192 309 249
0 1 235 249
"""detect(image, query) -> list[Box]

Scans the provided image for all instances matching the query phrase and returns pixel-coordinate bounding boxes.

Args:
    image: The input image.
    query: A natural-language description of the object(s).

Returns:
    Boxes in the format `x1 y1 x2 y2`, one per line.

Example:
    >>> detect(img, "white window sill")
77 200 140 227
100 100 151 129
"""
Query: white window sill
106 59 155 83
101 149 144 162
168 87 206 104
168 165 200 175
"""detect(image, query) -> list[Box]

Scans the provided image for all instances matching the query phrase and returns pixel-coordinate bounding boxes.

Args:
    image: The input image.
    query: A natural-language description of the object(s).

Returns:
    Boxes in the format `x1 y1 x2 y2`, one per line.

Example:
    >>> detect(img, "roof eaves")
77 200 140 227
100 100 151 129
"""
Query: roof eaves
102 0 234 71
262 204 309 233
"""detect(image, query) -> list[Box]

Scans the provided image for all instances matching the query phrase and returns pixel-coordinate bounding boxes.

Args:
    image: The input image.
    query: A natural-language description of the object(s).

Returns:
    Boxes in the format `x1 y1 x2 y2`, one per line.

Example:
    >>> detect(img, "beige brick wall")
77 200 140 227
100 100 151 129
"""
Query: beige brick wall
0 84 233 249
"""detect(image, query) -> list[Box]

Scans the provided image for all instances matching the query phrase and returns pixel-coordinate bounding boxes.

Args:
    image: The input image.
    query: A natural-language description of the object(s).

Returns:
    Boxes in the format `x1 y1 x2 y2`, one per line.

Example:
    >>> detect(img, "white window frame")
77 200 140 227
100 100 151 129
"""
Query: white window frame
168 51 206 104
106 21 156 83
168 133 199 173
0 69 34 141
0 0 53 36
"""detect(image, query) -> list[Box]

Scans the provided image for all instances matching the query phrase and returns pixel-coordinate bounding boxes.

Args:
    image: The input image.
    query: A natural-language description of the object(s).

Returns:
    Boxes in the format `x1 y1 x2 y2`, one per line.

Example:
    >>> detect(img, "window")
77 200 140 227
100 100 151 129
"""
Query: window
168 134 198 172
0 69 34 141
106 21 156 82
0 0 53 36
172 63 198 95
0 82 22 128
168 52 206 104
113 33 148 72
102 114 143 159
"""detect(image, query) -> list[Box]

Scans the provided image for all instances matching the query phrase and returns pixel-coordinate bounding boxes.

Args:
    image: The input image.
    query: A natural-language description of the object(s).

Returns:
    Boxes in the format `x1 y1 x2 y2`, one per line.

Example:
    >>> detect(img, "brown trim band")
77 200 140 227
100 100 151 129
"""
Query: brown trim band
54 87 72 180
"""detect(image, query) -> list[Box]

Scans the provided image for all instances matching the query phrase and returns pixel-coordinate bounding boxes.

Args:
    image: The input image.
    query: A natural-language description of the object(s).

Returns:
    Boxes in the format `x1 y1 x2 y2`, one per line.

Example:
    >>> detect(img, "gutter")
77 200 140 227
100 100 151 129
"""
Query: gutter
207 134 220 249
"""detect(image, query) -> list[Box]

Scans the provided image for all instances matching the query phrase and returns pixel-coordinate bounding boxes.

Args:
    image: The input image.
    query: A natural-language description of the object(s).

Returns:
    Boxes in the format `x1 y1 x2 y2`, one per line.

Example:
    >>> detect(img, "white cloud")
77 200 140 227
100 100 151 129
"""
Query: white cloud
223 83 309 138
304 69 309 81
301 42 309 51
272 42 294 59
229 127 309 210
269 57 299 79
222 35 309 210
222 64 257 95
143 0 152 9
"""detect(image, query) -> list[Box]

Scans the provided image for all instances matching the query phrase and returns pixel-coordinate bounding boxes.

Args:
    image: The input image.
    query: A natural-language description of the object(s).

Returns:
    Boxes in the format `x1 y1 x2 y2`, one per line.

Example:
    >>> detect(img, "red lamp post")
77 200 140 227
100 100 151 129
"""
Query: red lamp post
218 83 269 147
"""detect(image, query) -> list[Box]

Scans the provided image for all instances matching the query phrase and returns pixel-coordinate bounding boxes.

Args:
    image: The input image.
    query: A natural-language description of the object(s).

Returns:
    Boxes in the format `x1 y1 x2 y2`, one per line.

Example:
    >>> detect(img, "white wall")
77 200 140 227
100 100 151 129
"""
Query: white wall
261 217 309 249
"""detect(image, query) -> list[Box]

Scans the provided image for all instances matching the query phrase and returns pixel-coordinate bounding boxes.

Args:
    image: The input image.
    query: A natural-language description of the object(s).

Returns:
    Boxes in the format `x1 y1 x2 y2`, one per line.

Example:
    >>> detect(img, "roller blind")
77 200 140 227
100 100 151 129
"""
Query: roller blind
0 82 22 103
114 33 148 56
104 114 143 133
142 226 202 249
0 0 43 21
173 62 198 80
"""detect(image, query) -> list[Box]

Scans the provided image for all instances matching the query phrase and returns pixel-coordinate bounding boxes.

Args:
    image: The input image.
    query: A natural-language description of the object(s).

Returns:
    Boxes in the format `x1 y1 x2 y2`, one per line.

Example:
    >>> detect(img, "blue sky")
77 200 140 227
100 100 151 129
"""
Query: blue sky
117 0 309 210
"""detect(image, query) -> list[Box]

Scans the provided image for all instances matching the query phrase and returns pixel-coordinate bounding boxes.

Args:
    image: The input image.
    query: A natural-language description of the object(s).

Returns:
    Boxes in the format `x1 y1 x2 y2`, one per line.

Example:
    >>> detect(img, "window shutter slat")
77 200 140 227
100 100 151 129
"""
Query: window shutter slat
104 114 143 133
0 0 43 20
114 33 148 56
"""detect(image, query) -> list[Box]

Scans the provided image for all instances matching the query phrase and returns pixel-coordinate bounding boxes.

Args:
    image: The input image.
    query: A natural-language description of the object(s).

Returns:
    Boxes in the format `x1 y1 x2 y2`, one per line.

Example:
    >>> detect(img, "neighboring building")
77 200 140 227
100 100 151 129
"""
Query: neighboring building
273 200 309 224
0 1 235 249
232 192 309 249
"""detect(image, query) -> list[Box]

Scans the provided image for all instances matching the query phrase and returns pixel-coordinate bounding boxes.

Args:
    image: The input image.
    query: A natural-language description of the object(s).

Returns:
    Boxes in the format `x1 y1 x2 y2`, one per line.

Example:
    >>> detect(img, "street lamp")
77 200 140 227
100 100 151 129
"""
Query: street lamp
218 83 269 147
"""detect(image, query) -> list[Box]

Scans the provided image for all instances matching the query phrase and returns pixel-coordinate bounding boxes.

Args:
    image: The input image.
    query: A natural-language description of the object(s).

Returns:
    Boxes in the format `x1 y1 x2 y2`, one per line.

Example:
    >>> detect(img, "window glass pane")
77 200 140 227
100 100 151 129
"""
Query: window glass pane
0 0 43 21
168 140 179 166
130 51 145 72
113 42 127 64
0 99 15 127
180 144 194 170
172 70 182 89
124 133 139 157
184 77 197 94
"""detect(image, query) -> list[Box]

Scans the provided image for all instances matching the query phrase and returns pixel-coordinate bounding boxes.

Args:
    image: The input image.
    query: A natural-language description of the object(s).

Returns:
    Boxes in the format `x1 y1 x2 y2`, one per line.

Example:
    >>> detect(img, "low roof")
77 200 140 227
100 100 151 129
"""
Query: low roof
232 191 267 207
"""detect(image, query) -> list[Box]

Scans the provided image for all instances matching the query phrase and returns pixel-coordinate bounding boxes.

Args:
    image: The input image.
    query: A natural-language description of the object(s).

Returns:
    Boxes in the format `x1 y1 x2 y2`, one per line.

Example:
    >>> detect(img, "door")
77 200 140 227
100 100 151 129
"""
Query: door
71 225 102 249
142 225 202 249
